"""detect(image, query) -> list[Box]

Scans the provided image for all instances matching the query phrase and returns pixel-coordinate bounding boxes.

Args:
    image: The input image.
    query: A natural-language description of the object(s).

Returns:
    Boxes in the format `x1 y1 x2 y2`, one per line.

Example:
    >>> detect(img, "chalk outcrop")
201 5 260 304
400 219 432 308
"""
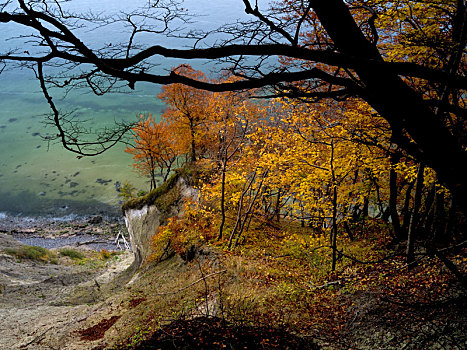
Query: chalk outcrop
123 172 198 267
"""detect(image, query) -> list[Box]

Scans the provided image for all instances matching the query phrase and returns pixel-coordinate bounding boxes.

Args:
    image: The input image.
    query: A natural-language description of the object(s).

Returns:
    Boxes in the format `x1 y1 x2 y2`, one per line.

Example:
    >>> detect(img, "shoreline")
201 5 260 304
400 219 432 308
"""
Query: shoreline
0 211 128 251
0 211 124 234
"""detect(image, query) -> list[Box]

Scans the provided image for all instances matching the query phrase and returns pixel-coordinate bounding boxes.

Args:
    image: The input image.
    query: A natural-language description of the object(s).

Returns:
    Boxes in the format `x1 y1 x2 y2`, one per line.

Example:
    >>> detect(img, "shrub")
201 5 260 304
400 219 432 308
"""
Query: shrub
59 248 85 260
119 181 137 201
149 201 217 262
4 245 58 263
100 249 111 260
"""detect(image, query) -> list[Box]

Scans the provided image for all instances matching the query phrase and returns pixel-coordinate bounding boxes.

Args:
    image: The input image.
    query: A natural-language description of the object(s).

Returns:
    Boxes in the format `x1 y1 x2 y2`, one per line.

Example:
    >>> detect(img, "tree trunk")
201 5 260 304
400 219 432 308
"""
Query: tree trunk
431 190 446 245
330 142 338 271
421 183 436 239
228 172 256 248
343 220 354 241
189 117 196 162
149 155 157 191
407 163 425 268
313 0 467 217
443 196 457 245
217 156 227 240
234 170 268 247
274 188 282 222
361 197 369 218
389 156 403 241
401 181 415 236
373 178 384 218
331 184 338 271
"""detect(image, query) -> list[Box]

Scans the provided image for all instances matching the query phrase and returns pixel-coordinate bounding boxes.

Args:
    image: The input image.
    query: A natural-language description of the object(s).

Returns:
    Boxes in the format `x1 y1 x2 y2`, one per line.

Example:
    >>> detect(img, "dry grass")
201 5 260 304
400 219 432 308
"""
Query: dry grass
4 245 58 264
104 219 389 347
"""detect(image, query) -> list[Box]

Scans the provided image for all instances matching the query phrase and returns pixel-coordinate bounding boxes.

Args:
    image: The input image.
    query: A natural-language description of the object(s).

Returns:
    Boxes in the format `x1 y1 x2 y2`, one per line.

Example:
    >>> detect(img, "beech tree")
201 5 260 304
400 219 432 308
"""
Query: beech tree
125 114 179 189
0 0 466 212
157 65 210 163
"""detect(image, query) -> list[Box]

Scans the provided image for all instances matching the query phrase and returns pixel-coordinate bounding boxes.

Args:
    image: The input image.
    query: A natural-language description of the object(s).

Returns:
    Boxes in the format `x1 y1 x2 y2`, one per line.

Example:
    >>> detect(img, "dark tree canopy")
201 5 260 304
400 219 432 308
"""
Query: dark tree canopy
0 0 466 211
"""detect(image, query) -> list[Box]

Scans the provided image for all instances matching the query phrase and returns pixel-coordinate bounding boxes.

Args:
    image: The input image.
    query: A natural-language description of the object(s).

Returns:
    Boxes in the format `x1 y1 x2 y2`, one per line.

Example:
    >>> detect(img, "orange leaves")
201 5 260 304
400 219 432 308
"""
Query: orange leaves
158 65 210 162
126 115 172 159
158 65 262 164
125 114 179 189
149 201 217 261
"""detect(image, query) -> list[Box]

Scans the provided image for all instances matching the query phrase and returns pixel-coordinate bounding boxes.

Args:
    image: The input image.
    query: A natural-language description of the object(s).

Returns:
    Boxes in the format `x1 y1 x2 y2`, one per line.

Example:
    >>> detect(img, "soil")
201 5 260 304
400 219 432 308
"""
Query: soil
0 227 464 350
0 233 134 350
79 316 122 341
339 290 467 350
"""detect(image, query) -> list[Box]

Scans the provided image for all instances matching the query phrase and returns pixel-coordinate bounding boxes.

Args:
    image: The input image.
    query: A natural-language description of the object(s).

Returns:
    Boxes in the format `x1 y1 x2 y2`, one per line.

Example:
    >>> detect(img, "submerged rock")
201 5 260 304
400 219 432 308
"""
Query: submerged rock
96 178 112 185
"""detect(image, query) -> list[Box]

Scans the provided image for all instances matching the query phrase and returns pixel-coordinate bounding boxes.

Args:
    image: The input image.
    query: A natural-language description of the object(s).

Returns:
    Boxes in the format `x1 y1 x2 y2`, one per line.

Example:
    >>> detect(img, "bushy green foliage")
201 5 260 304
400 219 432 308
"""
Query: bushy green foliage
4 245 58 263
59 248 85 260
120 181 137 201
122 171 179 212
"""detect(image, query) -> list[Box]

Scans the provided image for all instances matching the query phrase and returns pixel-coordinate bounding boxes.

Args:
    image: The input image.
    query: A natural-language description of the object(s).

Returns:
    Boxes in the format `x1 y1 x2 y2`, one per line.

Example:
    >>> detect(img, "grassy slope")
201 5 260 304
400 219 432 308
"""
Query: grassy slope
81 217 466 349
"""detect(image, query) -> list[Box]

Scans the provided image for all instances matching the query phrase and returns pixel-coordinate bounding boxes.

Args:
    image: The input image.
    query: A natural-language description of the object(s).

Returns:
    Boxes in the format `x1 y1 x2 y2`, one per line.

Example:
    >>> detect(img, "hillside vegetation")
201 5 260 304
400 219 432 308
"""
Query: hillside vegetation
100 209 465 349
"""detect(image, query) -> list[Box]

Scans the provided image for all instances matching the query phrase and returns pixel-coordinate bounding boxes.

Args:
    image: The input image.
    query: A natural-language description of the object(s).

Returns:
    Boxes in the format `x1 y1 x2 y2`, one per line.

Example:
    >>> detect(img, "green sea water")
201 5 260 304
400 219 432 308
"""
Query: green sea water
0 70 161 217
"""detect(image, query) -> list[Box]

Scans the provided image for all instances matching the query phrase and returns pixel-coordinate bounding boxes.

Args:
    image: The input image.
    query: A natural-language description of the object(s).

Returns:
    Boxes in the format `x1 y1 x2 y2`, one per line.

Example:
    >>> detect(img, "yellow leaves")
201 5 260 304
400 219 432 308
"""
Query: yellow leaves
370 0 457 71
214 97 393 223
285 231 327 254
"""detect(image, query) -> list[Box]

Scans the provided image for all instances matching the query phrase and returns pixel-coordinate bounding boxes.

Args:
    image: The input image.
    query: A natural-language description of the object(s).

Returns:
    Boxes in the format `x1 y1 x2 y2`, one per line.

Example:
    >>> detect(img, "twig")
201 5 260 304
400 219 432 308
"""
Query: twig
437 240 467 252
335 247 400 264
383 256 425 275
433 250 467 290
264 254 291 259
197 260 210 316
154 270 227 296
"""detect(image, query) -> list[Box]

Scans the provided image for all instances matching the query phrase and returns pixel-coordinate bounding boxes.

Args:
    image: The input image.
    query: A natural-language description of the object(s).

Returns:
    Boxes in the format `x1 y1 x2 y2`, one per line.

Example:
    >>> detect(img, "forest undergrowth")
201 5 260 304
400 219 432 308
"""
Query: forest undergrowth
112 215 465 350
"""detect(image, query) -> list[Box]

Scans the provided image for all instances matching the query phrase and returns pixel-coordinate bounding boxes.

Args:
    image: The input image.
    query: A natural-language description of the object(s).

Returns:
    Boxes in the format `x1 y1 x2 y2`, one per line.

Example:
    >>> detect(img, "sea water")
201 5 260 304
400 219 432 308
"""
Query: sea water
0 0 264 219
0 71 158 217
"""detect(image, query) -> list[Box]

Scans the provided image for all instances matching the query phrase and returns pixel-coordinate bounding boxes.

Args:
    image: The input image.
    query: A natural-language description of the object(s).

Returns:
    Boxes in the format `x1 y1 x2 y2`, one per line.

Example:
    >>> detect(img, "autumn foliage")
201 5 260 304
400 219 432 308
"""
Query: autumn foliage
157 65 211 163
118 2 466 345
126 60 464 281
125 114 179 190
127 0 465 287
